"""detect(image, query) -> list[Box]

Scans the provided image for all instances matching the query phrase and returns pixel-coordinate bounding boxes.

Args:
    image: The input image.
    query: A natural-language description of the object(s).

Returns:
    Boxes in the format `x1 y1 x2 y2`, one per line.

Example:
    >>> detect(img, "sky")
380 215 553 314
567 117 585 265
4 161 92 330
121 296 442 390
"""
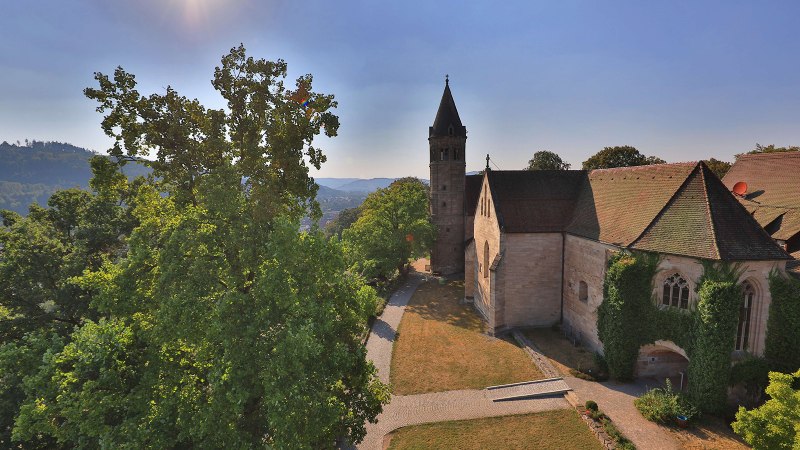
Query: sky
2 1 800 179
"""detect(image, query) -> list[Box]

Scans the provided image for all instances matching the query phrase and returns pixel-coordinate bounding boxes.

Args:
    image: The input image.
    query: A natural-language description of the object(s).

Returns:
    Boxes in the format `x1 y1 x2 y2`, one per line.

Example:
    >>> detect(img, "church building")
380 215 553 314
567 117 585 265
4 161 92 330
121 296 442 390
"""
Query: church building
428 79 794 379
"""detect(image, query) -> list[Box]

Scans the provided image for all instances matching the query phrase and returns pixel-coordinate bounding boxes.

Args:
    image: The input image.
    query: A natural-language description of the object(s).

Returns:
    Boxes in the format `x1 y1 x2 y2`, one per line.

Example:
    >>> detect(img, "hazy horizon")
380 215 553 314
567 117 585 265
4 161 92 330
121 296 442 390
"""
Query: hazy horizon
2 1 800 179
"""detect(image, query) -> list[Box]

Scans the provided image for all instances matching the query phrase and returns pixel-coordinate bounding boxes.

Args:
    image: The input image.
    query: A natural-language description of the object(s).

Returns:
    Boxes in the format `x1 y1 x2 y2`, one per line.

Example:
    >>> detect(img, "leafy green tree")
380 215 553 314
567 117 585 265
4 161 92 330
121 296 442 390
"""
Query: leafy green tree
526 150 571 170
582 145 665 170
732 369 800 450
744 143 800 156
7 45 387 448
343 178 434 280
704 158 732 179
325 206 361 238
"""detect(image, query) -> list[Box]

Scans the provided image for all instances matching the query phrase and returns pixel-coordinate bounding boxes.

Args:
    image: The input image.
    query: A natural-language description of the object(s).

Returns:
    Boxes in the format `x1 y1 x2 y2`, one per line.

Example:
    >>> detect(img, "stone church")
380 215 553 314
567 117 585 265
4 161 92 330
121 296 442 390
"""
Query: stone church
428 79 796 378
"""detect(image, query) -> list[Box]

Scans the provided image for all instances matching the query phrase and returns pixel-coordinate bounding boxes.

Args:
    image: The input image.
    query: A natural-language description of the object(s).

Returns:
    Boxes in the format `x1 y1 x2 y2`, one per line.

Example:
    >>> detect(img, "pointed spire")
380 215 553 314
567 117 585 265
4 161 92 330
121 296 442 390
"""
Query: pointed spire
430 76 466 138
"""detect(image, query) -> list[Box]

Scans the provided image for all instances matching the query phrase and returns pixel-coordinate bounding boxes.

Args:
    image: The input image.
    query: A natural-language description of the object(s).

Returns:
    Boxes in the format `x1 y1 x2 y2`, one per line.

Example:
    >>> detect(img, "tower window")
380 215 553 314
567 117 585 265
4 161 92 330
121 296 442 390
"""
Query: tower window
448 125 454 136
440 149 449 161
442 201 446 207
454 149 460 160
442 185 447 191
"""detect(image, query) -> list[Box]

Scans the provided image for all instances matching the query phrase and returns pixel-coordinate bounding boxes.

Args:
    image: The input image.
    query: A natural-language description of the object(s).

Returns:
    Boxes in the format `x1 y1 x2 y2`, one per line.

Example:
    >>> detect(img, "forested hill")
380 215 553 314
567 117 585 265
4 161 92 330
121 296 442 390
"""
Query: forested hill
0 140 150 214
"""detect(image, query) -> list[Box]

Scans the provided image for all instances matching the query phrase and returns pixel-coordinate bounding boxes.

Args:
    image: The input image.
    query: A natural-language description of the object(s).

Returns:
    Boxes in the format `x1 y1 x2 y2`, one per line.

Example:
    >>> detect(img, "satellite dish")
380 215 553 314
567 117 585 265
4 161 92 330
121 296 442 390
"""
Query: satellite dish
732 181 748 196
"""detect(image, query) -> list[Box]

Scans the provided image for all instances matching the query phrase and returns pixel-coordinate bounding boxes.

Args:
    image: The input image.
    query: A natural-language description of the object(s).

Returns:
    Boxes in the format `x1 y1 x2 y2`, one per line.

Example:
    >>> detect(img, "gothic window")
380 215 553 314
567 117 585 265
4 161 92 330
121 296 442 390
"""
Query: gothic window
662 274 690 309
442 184 446 191
579 281 588 303
440 149 449 161
454 149 460 160
483 241 490 278
735 282 755 351
488 200 491 218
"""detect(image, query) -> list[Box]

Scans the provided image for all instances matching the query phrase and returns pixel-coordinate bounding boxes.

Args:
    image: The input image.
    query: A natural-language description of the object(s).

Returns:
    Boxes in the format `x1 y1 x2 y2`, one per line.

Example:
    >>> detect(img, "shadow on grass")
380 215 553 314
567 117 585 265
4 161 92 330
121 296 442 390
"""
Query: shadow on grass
404 279 483 331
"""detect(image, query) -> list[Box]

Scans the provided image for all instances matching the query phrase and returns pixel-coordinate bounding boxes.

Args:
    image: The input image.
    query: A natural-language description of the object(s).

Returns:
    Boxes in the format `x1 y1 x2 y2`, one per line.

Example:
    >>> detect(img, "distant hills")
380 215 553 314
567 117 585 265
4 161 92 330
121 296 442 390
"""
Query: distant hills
0 141 411 220
0 141 149 214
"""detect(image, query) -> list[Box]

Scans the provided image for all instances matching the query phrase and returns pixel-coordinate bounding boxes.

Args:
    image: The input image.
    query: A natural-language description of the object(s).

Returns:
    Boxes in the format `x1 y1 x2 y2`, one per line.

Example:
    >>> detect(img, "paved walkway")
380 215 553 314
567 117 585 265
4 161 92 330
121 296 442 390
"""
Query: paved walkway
355 273 570 450
364 273 424 384
516 332 681 450
485 378 571 401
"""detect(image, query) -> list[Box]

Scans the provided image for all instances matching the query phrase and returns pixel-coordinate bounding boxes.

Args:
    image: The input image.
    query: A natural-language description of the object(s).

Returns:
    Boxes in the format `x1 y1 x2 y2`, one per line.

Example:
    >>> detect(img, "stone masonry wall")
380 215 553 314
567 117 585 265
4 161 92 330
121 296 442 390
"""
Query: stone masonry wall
472 176 501 329
499 233 563 328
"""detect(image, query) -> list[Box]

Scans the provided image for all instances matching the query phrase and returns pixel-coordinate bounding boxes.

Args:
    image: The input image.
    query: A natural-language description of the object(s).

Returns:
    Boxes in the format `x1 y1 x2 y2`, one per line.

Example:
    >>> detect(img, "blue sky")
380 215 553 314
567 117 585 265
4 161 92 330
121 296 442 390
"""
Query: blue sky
2 1 799 178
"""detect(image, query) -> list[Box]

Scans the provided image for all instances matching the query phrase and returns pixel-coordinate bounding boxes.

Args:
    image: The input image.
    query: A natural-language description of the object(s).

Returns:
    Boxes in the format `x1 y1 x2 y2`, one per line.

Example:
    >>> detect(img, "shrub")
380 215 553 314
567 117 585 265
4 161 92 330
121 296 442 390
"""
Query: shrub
635 380 698 424
765 272 800 371
585 400 598 412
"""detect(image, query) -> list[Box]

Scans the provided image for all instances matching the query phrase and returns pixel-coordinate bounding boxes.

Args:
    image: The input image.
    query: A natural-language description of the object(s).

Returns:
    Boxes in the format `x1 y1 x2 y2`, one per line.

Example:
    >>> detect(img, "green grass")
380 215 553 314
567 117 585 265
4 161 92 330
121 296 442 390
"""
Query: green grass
391 279 542 394
387 409 604 450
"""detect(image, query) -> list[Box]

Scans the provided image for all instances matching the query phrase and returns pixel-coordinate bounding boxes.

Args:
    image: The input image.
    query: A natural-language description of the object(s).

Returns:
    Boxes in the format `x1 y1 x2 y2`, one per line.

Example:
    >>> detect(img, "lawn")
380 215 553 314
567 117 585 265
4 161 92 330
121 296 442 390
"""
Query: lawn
390 278 542 395
524 327 603 378
386 409 604 450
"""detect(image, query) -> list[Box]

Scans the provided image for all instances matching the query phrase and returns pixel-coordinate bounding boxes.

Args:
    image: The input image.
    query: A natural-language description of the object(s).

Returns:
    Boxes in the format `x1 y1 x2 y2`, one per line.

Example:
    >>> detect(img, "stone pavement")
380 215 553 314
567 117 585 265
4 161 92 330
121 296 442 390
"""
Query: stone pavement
354 273 571 450
364 273 424 384
359 389 568 450
515 331 681 450
485 378 571 401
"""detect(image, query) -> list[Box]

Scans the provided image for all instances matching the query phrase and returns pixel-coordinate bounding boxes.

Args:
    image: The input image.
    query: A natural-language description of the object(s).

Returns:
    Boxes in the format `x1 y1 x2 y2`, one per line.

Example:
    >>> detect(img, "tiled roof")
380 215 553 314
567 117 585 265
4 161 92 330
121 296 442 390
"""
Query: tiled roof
722 151 800 241
568 163 696 246
486 170 586 233
429 81 466 138
465 174 482 216
632 163 789 260
481 162 789 261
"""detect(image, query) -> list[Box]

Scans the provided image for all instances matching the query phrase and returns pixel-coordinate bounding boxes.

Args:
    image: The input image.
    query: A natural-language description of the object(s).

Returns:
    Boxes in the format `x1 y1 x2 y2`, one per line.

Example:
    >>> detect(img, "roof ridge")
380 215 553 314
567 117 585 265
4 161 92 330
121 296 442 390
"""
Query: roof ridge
589 161 697 174
699 162 722 259
629 162 702 248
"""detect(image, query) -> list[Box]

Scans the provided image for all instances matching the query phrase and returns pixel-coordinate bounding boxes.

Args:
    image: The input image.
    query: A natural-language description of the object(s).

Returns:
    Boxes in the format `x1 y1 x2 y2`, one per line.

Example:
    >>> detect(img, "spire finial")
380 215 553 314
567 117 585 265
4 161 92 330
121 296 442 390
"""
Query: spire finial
445 74 449 85
486 154 490 170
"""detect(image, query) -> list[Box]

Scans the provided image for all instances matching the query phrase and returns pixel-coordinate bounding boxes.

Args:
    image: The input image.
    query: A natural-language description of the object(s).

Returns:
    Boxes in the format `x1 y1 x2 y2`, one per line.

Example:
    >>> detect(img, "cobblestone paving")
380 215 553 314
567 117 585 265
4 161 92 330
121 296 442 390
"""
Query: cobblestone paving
364 273 425 384
516 331 681 450
485 378 571 401
354 275 571 450
359 390 569 450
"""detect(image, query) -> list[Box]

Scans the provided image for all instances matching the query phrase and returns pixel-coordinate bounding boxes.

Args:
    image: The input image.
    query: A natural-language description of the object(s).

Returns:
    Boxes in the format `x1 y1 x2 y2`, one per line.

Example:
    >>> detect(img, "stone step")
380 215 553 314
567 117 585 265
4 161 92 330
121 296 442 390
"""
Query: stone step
485 377 572 402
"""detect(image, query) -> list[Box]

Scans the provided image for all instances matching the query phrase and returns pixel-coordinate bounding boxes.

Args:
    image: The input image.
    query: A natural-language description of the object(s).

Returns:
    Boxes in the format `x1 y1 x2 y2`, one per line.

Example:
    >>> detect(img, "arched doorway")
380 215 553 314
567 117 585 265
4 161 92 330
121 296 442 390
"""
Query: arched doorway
636 340 690 389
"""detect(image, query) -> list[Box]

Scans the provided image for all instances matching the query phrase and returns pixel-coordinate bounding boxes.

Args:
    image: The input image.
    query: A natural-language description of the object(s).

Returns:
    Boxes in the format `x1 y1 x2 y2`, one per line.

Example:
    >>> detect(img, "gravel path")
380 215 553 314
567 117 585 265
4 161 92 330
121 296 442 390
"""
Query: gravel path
355 273 570 450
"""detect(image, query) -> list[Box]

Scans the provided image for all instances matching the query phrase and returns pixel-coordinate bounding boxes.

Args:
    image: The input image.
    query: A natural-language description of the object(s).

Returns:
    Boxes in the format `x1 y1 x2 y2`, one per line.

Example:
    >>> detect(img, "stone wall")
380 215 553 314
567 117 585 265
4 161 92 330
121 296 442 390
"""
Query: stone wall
472 176 501 329
497 233 563 328
562 235 617 353
429 134 466 275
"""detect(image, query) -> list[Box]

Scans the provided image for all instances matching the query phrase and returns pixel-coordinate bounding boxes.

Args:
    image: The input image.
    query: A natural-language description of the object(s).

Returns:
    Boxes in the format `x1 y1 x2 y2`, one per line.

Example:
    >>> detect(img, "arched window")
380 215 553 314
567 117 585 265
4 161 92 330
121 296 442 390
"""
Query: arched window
662 274 689 309
736 282 755 351
488 200 491 218
483 241 490 278
579 281 588 303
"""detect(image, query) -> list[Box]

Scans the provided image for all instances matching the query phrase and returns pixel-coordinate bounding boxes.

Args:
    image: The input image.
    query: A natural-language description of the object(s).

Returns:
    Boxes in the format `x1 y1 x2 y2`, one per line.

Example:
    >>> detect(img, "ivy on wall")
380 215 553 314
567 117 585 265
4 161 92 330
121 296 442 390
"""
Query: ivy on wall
597 253 742 412
764 271 800 372
686 280 741 412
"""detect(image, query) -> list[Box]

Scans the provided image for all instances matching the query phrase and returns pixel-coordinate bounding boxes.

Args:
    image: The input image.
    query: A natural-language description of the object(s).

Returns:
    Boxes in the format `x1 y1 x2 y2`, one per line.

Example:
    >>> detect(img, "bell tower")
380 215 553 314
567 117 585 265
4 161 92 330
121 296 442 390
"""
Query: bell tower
429 76 466 275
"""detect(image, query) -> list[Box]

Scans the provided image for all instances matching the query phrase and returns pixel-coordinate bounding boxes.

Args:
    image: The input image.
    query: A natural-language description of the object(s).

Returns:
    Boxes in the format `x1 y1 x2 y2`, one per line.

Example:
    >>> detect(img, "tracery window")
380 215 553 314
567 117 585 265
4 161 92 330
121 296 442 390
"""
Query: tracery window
735 282 755 351
662 273 689 309
483 241 490 278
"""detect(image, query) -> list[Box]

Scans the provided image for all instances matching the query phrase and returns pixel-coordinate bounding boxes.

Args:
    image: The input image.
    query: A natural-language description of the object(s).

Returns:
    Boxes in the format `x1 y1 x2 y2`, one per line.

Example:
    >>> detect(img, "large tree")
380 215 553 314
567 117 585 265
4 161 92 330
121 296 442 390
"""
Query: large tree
732 369 800 450
343 178 434 280
582 145 665 170
526 150 571 170
4 45 387 448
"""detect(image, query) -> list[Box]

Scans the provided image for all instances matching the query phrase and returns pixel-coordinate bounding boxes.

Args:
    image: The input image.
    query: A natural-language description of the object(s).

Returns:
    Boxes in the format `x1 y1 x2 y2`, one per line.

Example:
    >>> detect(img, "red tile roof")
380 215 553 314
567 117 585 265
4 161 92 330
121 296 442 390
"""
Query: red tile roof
480 162 789 261
722 151 800 241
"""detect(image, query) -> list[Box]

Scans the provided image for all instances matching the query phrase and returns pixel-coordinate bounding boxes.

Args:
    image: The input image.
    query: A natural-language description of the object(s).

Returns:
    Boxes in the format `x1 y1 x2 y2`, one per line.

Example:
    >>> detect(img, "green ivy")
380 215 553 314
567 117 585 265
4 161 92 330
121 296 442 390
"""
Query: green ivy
764 271 800 372
687 280 741 413
597 252 658 380
598 253 745 413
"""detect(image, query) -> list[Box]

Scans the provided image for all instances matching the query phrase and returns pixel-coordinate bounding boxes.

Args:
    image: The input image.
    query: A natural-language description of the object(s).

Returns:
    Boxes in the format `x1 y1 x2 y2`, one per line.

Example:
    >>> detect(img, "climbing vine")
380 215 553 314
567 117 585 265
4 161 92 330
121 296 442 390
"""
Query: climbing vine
598 254 743 412
597 252 658 380
764 271 800 372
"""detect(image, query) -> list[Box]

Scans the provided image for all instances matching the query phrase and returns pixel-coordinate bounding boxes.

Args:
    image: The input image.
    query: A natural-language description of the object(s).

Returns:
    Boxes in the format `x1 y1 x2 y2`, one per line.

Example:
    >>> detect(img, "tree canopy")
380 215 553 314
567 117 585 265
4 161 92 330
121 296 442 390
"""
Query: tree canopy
732 369 800 450
343 177 434 280
582 146 665 170
744 143 800 156
526 150 571 170
1 45 387 448
703 158 732 179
